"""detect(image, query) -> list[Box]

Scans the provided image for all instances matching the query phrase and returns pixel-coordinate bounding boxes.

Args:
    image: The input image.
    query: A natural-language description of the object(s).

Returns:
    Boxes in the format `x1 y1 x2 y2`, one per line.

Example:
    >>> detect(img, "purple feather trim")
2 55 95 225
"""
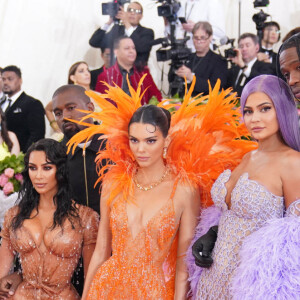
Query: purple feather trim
186 205 222 298
231 217 300 300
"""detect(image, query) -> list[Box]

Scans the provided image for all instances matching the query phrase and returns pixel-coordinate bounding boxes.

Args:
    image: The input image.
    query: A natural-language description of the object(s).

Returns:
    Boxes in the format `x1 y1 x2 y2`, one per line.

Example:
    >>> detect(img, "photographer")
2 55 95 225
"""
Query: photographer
257 21 281 72
164 0 226 51
227 33 274 96
175 22 227 96
89 2 154 68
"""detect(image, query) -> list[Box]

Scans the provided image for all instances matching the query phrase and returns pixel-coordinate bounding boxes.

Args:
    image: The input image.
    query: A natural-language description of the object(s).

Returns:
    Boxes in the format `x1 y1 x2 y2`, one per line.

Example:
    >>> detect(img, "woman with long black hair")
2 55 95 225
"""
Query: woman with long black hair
0 139 98 299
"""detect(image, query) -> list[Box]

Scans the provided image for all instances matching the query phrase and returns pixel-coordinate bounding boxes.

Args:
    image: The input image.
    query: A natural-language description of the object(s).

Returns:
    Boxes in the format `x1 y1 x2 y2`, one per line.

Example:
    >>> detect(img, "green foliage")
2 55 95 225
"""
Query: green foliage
0 153 25 174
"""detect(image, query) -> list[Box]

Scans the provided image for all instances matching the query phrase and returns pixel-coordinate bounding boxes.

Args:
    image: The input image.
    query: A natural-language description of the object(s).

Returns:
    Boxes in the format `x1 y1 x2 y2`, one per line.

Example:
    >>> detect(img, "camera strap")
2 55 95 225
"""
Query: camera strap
191 55 204 73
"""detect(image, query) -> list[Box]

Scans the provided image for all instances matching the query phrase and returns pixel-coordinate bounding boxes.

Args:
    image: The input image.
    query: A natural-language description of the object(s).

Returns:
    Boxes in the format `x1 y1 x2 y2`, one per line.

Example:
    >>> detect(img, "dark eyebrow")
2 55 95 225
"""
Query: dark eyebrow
129 135 158 140
244 101 272 109
53 102 77 111
28 162 54 166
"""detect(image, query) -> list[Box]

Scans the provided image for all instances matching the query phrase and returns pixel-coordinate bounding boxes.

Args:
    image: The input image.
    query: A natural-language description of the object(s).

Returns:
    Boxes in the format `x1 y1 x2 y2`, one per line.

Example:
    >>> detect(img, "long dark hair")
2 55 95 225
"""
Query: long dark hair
128 105 171 137
0 107 13 152
12 139 79 231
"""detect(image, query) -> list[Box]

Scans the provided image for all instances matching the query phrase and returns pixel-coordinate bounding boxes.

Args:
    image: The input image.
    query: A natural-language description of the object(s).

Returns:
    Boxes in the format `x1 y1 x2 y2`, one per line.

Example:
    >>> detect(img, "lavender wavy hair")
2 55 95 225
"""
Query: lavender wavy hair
240 74 300 152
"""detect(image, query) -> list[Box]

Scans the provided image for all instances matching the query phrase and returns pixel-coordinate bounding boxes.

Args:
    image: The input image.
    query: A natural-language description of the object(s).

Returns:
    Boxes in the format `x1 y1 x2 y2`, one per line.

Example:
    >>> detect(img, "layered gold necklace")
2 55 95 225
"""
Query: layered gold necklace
134 168 168 191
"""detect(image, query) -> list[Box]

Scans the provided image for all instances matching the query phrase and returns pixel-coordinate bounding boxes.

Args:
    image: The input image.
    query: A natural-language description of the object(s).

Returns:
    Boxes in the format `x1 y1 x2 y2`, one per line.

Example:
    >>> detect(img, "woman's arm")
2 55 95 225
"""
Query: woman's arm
82 210 100 279
281 151 300 211
8 131 20 156
0 239 15 279
81 183 112 300
45 101 61 133
174 186 201 300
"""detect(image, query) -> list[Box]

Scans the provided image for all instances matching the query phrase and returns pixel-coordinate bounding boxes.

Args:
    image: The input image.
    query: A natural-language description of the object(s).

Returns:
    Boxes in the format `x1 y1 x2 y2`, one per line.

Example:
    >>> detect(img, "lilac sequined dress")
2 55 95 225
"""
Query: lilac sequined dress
196 169 285 300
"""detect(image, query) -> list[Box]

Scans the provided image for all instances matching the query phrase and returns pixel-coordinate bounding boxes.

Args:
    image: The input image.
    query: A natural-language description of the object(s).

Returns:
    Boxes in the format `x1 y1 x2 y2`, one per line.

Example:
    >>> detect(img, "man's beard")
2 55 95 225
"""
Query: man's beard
62 122 81 139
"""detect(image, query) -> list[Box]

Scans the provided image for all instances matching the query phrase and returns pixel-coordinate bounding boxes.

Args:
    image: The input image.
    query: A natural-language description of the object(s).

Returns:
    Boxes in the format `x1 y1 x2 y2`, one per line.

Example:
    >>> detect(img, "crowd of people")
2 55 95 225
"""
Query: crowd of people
0 1 300 299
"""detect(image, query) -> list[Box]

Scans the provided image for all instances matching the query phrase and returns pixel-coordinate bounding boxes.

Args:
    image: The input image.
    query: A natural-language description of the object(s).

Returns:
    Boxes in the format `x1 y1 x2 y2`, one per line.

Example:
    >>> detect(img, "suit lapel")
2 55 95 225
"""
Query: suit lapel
6 92 25 114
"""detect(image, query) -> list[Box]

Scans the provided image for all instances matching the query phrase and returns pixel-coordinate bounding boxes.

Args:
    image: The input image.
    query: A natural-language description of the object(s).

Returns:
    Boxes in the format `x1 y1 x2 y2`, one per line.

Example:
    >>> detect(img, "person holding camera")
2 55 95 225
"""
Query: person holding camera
257 21 281 72
175 22 228 96
227 33 274 96
164 0 226 51
89 1 154 69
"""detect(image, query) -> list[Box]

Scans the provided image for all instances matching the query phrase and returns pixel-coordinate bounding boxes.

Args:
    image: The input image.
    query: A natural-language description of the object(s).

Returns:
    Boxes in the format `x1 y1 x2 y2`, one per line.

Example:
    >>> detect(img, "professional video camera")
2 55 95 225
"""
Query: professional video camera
156 0 181 23
156 37 191 97
154 0 191 96
252 0 270 45
102 0 130 20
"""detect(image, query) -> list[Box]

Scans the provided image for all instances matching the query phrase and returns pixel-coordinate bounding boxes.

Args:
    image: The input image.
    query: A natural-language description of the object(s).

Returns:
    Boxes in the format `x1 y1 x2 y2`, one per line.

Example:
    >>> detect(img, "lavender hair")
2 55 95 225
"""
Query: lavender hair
240 75 300 152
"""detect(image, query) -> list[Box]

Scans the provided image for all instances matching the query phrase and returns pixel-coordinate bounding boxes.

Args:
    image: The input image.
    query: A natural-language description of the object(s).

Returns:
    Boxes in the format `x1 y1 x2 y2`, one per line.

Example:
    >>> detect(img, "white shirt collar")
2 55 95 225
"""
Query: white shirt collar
246 57 257 69
77 141 91 149
8 89 23 105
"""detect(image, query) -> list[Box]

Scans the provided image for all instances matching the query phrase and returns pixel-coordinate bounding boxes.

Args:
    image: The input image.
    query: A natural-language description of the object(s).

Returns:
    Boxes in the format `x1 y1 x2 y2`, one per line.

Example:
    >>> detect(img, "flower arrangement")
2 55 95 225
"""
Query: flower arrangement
0 153 25 196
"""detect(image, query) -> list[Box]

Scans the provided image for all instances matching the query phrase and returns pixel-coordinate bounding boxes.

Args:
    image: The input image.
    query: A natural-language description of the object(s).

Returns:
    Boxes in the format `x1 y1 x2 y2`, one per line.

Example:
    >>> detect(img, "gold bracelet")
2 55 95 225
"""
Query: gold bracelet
50 120 57 125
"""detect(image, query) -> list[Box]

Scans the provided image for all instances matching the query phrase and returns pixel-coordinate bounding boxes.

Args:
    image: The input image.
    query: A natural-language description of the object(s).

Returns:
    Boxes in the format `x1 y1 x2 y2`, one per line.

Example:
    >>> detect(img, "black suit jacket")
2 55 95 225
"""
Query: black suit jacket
227 60 274 96
186 51 228 96
5 92 45 152
259 47 278 74
90 66 105 90
89 24 154 67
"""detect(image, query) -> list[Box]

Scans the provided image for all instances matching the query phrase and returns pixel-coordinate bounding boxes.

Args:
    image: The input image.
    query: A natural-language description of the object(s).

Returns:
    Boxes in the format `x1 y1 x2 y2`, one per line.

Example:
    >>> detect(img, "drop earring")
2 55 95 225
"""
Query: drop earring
163 147 167 159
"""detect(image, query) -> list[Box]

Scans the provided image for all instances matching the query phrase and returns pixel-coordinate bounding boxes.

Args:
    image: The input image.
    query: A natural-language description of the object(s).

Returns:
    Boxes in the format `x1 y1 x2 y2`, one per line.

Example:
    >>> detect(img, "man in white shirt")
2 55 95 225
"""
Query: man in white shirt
164 0 226 51
2 65 45 152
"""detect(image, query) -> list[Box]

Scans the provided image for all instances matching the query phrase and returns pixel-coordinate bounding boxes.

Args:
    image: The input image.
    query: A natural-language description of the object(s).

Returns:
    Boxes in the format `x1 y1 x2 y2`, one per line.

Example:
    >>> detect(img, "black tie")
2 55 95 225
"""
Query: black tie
5 99 12 112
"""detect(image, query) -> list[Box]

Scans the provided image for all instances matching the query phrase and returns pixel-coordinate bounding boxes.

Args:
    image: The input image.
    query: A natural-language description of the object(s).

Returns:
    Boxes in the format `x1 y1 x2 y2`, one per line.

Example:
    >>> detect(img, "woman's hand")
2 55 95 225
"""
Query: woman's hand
0 272 22 299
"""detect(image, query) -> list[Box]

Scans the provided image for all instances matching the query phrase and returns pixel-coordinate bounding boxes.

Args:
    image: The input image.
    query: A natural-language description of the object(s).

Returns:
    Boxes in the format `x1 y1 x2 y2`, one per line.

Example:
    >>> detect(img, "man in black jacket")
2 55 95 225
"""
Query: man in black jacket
175 21 228 96
52 85 106 295
89 1 154 68
227 33 274 96
2 65 45 152
52 85 105 214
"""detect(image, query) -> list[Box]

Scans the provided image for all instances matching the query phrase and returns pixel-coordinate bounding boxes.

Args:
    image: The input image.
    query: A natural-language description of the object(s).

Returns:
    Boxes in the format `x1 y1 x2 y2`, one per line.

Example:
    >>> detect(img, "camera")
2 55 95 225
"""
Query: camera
156 0 181 22
224 38 236 59
224 48 236 59
252 9 269 31
102 0 130 18
252 0 270 46
253 0 269 8
156 37 191 68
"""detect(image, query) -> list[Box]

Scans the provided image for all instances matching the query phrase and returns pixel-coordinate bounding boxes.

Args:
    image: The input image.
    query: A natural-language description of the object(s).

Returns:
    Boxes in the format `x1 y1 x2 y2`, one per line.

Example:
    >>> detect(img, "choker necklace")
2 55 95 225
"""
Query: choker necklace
134 168 168 191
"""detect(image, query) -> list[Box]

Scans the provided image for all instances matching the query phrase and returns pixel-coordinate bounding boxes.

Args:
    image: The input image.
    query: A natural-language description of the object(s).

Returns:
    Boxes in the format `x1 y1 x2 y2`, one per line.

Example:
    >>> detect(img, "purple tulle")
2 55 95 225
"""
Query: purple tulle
186 205 222 298
231 216 300 299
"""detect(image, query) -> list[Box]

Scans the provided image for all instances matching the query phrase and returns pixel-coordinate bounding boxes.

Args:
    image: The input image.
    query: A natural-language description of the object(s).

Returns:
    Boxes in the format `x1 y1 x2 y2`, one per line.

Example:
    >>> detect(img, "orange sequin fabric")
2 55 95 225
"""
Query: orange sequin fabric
87 186 179 300
1 205 99 299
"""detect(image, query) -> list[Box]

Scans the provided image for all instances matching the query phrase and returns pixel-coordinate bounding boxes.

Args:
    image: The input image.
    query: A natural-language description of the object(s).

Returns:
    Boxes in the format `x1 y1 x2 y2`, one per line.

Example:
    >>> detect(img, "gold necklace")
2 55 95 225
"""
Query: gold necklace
134 168 168 191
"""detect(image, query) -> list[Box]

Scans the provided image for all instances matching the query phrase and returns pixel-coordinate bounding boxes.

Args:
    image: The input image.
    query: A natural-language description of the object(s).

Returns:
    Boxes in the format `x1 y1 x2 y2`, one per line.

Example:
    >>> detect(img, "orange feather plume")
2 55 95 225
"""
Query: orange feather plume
67 76 257 206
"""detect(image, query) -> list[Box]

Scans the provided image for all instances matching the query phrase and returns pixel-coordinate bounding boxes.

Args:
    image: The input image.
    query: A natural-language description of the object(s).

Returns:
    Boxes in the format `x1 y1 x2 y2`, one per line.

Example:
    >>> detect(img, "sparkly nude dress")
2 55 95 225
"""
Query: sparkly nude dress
196 169 285 300
1 205 99 299
87 185 179 300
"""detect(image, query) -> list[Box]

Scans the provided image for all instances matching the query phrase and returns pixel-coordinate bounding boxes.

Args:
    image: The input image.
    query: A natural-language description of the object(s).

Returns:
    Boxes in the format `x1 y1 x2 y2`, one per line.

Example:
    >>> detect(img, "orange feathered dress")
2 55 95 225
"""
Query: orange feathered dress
67 76 257 299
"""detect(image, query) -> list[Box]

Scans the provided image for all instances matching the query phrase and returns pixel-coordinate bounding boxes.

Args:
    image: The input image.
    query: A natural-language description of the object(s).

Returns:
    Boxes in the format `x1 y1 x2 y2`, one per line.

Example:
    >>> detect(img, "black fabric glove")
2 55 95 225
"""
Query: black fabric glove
192 226 218 268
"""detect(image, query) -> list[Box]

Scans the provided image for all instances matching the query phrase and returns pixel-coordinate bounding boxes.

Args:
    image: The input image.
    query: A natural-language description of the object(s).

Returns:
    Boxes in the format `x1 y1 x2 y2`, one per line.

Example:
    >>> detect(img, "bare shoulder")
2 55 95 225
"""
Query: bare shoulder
280 148 300 178
281 148 300 168
174 180 200 207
